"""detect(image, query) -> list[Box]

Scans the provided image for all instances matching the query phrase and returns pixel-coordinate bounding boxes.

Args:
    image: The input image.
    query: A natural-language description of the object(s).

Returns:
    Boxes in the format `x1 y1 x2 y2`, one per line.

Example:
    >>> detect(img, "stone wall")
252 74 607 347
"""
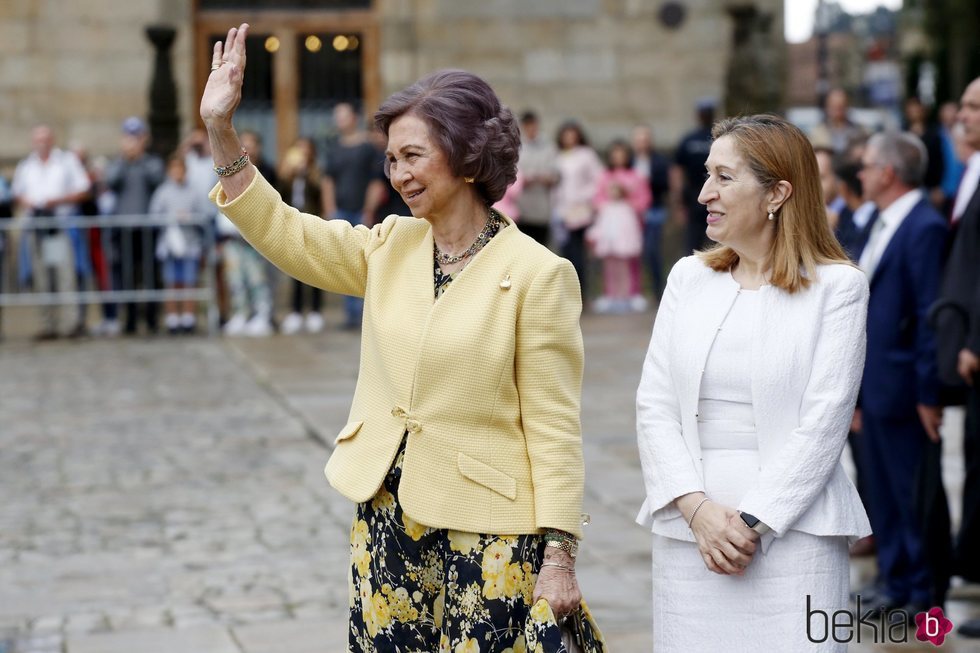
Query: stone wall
1 0 783 167
380 0 784 149
0 0 195 166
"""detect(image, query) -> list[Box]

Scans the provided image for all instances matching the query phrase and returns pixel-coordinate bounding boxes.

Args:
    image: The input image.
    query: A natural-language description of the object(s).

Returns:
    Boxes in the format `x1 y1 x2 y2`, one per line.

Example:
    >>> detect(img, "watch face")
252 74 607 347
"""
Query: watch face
740 512 760 528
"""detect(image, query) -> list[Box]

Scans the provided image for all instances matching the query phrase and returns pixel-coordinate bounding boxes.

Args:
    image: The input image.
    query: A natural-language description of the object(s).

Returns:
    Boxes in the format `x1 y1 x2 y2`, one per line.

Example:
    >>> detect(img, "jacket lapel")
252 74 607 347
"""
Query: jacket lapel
870 199 924 287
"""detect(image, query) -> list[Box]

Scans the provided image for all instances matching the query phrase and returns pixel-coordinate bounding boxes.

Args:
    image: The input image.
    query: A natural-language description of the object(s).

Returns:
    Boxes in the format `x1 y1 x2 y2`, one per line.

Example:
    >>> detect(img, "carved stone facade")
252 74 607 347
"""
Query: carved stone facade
0 0 783 166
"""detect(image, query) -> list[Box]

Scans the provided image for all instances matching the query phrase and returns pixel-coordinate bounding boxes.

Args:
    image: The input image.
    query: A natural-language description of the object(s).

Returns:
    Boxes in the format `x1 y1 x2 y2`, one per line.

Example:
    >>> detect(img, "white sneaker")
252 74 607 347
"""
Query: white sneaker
244 313 273 337
629 295 649 312
223 312 248 336
592 296 613 314
97 319 121 338
305 312 324 334
281 312 303 335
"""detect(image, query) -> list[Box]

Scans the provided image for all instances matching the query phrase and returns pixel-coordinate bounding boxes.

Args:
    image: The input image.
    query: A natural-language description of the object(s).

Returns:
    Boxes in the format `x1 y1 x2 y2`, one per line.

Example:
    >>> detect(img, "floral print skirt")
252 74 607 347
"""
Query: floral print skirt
348 439 571 652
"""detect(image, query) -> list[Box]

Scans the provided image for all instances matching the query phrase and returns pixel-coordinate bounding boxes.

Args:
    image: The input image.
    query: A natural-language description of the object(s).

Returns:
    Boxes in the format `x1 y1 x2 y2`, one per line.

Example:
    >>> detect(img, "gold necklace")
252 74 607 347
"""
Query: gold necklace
434 208 500 265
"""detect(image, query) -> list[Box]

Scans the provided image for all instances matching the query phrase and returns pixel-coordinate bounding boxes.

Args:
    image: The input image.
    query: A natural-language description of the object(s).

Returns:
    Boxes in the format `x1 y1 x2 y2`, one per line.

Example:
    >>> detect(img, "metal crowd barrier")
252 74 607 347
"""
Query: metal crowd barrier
0 213 220 336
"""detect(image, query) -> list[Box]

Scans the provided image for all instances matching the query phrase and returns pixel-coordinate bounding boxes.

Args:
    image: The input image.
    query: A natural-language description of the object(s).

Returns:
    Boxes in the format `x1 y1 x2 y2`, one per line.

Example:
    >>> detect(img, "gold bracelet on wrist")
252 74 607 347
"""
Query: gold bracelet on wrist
544 537 579 558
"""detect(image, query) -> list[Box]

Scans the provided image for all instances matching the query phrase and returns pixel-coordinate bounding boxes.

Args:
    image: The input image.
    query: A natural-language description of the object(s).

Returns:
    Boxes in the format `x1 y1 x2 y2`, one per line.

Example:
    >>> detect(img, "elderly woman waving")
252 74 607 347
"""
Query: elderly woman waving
202 24 593 652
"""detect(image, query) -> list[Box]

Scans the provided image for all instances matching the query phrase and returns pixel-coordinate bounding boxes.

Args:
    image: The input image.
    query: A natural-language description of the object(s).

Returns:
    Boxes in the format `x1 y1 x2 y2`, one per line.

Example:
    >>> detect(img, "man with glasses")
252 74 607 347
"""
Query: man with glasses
853 131 951 621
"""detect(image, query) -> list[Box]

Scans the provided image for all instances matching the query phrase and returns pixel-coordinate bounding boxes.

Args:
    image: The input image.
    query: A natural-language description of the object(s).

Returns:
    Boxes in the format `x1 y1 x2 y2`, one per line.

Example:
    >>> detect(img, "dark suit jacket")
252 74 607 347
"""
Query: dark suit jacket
836 206 879 262
940 179 980 355
861 198 948 417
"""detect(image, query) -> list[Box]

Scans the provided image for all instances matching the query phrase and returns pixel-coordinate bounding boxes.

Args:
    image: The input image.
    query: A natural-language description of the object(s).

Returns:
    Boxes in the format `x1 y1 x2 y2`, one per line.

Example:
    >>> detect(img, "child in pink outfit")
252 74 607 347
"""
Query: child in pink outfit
587 140 651 313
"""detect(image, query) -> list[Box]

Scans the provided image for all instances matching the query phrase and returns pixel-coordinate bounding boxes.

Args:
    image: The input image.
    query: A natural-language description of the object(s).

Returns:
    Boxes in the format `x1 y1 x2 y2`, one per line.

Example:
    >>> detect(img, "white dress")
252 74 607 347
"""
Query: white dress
650 289 849 652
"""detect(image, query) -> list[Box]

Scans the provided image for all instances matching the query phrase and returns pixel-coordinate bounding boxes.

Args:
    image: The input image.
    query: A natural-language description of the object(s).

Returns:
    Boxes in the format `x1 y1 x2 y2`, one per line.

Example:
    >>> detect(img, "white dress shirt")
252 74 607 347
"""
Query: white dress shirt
11 149 90 217
952 151 980 223
859 188 923 277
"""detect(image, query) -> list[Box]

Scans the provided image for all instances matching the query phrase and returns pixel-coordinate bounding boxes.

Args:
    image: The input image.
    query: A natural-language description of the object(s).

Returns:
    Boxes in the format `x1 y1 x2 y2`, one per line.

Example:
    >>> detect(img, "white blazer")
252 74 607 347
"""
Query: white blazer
636 256 872 542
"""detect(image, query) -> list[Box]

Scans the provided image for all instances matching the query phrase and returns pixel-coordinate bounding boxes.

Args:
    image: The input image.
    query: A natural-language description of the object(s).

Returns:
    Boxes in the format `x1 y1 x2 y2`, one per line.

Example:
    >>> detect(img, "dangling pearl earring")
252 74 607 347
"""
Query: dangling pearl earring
767 209 775 221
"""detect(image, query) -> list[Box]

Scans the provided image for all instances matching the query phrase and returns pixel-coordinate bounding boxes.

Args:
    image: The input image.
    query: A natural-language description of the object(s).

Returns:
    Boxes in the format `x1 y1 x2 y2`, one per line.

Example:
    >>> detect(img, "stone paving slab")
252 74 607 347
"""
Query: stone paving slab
2 308 980 652
67 625 240 653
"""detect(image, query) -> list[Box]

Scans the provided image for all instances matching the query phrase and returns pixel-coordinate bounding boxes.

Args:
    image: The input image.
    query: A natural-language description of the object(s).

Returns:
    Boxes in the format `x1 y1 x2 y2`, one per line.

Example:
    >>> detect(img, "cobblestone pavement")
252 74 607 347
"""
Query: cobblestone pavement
1 309 979 652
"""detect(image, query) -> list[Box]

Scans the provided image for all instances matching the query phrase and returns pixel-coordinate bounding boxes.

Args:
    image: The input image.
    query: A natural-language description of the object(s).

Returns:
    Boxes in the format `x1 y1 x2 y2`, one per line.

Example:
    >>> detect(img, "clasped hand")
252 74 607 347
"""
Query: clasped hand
688 501 759 575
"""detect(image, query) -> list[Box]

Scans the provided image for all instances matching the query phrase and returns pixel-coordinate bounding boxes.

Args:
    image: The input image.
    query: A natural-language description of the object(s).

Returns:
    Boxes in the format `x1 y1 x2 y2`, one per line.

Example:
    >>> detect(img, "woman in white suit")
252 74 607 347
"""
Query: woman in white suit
636 115 872 651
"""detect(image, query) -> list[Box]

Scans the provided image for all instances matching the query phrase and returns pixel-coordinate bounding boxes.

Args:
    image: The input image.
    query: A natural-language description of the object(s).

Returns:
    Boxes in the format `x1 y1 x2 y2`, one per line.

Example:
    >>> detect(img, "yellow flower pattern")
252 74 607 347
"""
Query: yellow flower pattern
348 437 571 651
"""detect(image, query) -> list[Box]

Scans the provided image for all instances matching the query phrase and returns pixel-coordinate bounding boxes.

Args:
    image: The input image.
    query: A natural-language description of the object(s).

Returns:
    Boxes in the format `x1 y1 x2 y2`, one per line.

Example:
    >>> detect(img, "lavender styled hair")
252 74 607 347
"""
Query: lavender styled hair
374 69 520 204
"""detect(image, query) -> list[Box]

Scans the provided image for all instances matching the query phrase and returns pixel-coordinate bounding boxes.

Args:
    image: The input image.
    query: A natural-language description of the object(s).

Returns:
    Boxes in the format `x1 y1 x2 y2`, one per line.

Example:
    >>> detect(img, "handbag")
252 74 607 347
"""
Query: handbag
525 598 607 653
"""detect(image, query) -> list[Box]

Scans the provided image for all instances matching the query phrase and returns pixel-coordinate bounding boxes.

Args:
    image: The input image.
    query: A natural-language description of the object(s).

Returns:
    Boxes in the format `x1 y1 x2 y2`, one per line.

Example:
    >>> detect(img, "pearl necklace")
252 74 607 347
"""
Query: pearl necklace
433 208 500 265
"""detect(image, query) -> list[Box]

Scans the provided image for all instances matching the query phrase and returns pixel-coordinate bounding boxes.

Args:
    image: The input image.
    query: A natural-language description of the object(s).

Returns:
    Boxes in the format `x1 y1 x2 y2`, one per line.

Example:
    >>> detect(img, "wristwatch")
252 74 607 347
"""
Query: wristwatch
738 511 771 535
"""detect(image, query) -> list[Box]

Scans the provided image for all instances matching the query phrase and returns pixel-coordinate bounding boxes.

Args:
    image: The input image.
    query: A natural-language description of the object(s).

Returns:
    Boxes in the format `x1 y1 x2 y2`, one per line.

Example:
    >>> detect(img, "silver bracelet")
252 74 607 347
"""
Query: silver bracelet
687 497 710 528
540 561 575 572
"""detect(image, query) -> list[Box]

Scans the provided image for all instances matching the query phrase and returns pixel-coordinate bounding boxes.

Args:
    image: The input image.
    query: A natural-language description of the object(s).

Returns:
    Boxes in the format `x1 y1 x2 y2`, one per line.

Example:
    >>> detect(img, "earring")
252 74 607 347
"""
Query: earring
767 209 775 221
464 177 475 184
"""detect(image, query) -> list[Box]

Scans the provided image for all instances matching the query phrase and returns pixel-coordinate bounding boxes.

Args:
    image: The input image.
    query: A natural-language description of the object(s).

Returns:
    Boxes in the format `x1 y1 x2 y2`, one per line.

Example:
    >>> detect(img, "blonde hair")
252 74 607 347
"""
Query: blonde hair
697 115 851 293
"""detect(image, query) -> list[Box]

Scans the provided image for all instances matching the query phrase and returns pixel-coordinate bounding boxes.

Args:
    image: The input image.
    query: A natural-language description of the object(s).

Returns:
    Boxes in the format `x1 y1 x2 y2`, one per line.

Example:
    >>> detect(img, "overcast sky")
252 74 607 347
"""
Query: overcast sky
785 0 903 43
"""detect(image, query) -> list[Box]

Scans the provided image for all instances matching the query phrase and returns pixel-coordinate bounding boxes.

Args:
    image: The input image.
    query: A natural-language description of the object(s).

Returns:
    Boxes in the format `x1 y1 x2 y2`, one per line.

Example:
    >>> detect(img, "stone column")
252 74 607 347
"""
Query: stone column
145 25 180 158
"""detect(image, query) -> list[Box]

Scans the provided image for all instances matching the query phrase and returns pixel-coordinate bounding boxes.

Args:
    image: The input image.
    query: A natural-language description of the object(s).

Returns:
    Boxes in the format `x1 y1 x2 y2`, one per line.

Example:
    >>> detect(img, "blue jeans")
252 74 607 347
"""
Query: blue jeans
335 209 364 326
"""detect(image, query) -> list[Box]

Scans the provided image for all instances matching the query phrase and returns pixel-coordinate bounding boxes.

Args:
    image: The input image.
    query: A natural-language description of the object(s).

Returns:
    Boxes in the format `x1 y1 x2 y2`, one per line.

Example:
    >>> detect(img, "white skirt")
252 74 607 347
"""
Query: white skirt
651 406 850 651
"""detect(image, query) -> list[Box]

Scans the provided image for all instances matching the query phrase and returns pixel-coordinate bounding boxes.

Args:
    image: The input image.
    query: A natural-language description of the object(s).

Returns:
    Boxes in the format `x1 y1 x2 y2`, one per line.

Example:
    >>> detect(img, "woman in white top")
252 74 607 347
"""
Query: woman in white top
636 115 872 651
552 121 604 300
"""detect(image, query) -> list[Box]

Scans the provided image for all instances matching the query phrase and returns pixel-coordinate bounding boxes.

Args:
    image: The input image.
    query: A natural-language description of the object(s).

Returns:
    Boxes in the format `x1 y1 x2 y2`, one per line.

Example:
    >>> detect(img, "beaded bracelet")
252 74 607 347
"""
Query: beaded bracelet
214 148 250 177
687 497 710 528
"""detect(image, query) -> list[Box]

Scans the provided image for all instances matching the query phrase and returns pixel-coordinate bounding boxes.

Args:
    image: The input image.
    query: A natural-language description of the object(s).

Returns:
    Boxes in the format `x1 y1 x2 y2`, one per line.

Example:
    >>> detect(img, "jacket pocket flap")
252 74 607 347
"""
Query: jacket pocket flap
334 420 364 445
457 452 517 501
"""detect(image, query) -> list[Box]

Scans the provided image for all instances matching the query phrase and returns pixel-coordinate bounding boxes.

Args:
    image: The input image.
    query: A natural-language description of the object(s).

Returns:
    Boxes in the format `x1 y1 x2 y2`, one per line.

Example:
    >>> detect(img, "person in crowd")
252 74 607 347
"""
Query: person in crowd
814 146 846 230
516 111 559 247
671 98 716 254
321 102 378 330
279 138 325 335
104 117 166 336
202 27 594 650
12 124 91 340
854 131 950 619
149 155 212 334
810 88 867 157
937 76 980 639
939 100 967 217
553 120 604 301
631 124 670 302
71 144 114 337
833 157 879 263
493 170 524 223
588 140 650 314
903 96 946 209
0 170 13 337
636 115 871 651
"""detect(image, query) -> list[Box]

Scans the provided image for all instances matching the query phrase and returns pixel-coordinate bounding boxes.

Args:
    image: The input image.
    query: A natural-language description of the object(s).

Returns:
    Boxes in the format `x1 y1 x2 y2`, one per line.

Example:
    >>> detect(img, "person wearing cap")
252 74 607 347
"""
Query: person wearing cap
103 117 165 336
670 98 717 254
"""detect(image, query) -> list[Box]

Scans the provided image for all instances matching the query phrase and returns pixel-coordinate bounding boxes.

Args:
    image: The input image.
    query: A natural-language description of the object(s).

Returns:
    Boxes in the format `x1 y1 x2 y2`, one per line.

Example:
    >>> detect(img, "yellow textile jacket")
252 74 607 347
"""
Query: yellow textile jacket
213 173 586 537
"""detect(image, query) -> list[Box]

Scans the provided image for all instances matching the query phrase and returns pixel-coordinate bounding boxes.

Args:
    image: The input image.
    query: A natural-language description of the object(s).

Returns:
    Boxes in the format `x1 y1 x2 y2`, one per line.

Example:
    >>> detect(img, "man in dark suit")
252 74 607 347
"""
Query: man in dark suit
940 76 980 639
854 131 950 619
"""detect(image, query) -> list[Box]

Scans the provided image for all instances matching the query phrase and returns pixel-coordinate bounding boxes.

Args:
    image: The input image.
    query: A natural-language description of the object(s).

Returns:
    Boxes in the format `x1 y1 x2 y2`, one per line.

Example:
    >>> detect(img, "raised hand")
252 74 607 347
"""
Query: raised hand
200 23 249 127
